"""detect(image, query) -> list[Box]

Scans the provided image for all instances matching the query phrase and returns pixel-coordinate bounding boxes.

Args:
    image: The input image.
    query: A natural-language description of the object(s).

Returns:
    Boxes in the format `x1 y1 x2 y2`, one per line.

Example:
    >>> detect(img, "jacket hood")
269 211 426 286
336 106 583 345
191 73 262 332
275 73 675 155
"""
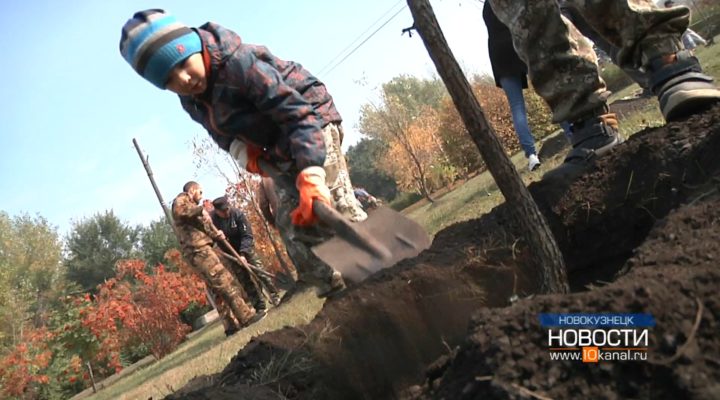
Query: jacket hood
195 22 243 68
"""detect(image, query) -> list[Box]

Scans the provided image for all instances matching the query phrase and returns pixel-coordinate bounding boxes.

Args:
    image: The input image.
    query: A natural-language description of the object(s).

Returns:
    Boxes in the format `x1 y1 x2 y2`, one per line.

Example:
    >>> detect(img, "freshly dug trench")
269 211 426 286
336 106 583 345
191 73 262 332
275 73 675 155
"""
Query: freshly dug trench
408 194 720 400
167 105 720 399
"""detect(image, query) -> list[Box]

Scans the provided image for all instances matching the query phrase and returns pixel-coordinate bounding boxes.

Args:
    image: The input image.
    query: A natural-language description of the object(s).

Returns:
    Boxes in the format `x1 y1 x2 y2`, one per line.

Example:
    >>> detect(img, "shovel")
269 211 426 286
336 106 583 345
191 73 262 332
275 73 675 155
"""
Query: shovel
259 160 432 283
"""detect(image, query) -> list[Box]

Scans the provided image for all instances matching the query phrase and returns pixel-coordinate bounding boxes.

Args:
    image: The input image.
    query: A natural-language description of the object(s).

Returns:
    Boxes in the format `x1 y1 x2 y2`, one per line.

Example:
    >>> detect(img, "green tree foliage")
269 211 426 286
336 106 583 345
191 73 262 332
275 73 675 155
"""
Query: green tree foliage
138 217 179 268
64 210 140 292
346 138 398 200
381 74 447 115
0 212 65 349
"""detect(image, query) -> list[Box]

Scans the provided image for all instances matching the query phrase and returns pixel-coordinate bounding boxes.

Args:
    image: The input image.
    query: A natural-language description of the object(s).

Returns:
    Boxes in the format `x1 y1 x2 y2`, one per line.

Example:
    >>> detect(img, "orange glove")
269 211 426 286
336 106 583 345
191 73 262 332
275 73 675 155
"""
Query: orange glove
245 144 265 175
290 166 332 226
229 139 266 176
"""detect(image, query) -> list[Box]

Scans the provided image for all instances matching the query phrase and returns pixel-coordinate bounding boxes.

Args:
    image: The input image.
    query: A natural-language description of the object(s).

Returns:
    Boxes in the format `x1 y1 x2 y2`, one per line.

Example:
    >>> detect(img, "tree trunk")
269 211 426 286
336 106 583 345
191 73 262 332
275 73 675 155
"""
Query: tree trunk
418 173 434 203
407 0 569 293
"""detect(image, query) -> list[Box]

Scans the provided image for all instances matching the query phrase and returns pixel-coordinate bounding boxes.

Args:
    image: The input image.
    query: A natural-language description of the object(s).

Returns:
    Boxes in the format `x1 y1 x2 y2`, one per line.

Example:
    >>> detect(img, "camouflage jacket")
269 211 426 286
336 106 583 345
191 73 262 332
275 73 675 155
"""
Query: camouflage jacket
171 192 222 253
179 22 342 170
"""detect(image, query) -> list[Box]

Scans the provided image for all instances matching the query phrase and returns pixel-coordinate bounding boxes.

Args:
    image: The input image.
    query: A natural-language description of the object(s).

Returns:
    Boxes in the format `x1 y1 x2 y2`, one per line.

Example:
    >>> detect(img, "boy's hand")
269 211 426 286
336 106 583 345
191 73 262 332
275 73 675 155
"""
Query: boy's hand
290 167 331 226
229 139 267 176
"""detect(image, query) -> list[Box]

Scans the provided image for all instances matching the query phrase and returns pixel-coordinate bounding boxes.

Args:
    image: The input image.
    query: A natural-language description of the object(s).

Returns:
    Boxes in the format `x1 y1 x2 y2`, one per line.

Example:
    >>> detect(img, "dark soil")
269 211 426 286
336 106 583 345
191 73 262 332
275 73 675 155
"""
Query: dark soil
166 104 720 400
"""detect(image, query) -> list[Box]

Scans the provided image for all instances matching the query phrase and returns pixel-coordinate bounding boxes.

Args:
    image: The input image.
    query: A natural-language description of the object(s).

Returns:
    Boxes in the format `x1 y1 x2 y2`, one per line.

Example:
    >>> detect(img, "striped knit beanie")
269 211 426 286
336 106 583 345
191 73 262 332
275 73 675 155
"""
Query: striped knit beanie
119 9 202 89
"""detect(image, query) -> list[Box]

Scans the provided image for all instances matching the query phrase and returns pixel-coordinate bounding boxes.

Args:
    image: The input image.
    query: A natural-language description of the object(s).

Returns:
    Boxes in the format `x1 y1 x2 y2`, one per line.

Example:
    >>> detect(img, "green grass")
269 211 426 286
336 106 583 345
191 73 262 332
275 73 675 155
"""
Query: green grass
77 289 324 400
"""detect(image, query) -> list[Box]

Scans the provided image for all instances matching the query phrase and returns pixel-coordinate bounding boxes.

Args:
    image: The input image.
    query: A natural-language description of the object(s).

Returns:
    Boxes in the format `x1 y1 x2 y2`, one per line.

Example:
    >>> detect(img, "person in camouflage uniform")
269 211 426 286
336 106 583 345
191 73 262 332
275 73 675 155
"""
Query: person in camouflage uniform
171 181 258 335
487 0 720 180
120 10 367 299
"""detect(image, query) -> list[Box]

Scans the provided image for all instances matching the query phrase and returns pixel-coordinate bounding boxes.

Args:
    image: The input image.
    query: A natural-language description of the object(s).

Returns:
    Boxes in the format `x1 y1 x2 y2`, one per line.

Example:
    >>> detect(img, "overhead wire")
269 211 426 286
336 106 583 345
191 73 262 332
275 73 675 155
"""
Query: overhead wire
318 2 408 77
317 0 405 76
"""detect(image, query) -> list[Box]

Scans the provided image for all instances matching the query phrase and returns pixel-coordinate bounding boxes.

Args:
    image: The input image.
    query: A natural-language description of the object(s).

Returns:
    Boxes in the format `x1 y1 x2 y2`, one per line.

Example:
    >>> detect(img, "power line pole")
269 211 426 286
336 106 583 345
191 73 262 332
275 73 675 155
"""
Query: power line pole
406 0 569 293
132 138 173 225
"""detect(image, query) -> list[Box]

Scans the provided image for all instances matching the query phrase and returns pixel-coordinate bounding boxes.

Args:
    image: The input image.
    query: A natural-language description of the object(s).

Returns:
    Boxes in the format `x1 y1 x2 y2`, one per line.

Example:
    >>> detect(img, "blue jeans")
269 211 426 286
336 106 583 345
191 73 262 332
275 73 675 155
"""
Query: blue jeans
499 76 536 157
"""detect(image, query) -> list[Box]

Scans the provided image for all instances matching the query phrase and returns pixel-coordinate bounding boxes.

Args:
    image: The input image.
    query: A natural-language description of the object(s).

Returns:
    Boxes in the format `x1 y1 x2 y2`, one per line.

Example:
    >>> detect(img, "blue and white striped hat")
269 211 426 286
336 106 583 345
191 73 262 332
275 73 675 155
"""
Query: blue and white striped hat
119 9 202 89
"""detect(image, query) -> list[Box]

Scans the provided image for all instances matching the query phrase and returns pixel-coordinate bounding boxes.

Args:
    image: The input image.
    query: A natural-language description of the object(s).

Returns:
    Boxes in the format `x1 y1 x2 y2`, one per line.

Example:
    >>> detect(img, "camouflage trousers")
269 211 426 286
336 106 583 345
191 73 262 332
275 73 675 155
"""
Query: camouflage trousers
489 0 689 122
274 123 367 292
213 248 271 332
184 246 255 329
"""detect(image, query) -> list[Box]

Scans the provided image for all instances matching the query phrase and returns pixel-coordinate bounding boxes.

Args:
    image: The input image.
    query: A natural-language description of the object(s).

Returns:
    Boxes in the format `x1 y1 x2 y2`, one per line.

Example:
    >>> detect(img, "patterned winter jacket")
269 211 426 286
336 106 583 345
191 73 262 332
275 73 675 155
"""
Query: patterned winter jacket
179 23 343 170
171 192 223 253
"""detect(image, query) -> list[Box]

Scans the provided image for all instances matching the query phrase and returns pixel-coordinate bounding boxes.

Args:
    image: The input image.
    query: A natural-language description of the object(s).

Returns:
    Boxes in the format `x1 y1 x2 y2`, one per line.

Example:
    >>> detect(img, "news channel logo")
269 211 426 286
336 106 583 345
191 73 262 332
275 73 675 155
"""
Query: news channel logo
538 313 656 362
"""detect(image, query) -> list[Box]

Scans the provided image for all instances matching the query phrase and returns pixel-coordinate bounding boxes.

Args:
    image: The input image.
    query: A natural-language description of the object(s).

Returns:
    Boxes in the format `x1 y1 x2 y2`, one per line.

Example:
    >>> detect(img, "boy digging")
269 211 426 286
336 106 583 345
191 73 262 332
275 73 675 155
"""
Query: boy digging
120 9 366 298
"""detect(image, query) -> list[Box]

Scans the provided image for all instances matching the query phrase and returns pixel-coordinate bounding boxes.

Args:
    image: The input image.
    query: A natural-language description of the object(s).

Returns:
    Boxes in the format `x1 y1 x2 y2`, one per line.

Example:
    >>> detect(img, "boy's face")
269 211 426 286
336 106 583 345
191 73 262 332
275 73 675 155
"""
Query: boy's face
166 53 206 95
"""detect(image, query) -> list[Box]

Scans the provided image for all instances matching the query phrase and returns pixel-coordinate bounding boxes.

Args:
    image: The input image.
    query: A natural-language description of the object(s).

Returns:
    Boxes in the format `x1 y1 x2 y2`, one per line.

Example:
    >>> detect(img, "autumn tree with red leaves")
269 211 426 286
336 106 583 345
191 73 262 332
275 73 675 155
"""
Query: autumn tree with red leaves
83 259 207 366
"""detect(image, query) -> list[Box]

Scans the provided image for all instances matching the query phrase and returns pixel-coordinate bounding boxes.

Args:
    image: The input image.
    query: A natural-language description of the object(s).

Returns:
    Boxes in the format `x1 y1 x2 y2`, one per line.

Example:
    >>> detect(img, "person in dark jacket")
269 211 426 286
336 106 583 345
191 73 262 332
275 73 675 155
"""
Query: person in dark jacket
211 196 281 309
119 9 367 299
483 1 542 172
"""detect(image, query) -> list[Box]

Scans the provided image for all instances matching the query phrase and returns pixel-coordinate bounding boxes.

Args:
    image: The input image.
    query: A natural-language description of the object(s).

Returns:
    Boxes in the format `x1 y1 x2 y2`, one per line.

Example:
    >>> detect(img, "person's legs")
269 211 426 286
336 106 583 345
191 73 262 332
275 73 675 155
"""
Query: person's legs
214 295 241 336
189 248 256 325
321 123 367 223
221 250 267 313
499 76 537 158
489 0 718 180
489 0 607 124
243 249 281 305
558 0 718 120
273 179 342 298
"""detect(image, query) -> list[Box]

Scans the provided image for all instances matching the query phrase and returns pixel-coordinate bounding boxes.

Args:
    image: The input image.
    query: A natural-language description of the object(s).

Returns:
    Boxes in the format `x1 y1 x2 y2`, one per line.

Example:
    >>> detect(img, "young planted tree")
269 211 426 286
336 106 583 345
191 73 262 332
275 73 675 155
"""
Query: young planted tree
407 0 569 293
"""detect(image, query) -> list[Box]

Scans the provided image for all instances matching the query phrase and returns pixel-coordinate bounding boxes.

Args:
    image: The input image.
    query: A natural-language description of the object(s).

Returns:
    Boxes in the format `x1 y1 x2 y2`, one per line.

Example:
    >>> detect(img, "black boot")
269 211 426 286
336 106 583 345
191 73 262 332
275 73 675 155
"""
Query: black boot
543 110 623 183
649 50 720 121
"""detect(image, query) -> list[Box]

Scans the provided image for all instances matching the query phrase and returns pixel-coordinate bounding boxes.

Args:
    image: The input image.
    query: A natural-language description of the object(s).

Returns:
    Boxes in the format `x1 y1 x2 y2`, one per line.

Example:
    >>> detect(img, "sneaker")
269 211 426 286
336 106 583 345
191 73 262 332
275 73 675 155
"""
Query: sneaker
543 111 623 182
254 300 268 314
528 154 541 171
247 310 267 325
649 50 720 121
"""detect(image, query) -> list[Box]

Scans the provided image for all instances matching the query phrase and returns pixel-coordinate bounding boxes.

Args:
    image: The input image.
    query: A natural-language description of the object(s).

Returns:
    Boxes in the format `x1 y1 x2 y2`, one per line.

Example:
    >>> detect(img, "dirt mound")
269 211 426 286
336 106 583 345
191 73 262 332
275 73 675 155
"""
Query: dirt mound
167 105 720 400
408 196 720 400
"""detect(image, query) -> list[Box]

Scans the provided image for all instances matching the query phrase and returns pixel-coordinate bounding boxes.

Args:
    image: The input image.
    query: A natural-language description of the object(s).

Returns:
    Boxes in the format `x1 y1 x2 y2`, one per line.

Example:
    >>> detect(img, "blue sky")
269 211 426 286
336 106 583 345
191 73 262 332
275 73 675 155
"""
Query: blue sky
0 0 492 236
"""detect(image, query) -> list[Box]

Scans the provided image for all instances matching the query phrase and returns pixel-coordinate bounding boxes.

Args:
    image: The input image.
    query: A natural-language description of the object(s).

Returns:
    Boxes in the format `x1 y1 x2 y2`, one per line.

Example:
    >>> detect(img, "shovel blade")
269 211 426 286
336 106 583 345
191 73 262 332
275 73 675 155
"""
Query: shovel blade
311 206 431 283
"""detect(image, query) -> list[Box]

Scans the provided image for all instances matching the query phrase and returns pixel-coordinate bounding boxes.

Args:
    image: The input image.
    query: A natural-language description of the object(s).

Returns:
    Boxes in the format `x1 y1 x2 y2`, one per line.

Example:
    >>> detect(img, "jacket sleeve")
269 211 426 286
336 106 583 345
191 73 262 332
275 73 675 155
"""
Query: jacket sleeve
172 194 203 220
235 210 254 254
224 54 327 169
172 194 222 239
201 210 223 240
